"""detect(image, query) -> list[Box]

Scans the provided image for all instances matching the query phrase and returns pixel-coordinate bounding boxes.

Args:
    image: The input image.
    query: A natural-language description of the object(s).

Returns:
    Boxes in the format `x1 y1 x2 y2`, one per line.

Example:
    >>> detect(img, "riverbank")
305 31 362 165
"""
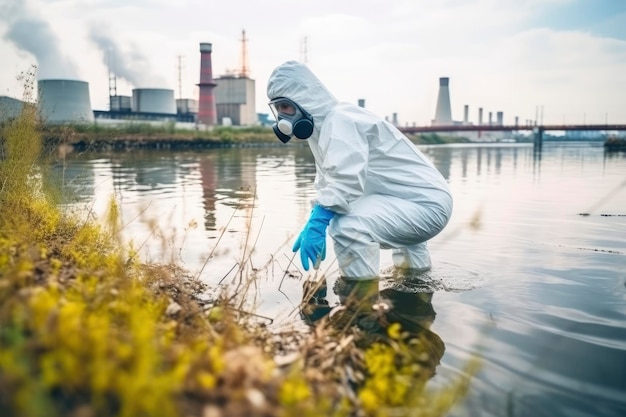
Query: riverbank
1 109 475 416
41 124 624 152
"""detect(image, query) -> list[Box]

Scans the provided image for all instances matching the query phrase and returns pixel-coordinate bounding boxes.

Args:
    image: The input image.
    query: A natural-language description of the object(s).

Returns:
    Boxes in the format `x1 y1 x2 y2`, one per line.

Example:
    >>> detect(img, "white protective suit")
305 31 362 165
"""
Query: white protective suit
267 61 453 279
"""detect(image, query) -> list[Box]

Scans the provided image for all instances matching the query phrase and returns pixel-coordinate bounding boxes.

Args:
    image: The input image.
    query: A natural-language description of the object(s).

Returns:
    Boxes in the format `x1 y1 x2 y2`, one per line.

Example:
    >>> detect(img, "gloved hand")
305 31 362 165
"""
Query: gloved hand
292 204 335 271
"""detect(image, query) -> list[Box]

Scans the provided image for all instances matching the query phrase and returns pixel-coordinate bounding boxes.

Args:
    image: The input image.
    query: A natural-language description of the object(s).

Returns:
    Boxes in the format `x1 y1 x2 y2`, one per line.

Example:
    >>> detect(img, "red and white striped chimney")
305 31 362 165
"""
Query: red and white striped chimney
197 42 217 125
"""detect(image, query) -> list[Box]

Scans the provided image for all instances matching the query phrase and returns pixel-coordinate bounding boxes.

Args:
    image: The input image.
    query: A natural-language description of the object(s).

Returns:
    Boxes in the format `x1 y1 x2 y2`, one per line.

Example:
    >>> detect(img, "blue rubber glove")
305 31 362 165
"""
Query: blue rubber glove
292 204 335 271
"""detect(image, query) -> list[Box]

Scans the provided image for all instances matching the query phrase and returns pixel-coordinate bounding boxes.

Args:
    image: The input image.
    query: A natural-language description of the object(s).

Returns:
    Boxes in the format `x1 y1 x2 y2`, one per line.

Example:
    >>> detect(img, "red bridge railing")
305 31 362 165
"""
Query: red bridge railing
398 124 626 134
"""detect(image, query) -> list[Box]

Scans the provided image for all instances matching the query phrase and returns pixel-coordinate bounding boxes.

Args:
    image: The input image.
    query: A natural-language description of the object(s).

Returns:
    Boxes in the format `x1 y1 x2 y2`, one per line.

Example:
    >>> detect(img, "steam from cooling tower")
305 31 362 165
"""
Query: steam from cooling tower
0 1 80 79
89 24 166 88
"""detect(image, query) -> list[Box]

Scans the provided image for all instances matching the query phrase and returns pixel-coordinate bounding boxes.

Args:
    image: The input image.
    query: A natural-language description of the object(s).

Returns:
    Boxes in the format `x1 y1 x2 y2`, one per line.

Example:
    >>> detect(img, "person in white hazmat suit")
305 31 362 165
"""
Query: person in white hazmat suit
267 61 453 303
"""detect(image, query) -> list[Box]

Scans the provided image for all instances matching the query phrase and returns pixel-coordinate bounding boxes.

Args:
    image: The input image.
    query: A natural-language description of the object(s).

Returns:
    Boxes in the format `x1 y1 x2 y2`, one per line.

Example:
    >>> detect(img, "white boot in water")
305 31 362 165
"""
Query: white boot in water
392 242 432 272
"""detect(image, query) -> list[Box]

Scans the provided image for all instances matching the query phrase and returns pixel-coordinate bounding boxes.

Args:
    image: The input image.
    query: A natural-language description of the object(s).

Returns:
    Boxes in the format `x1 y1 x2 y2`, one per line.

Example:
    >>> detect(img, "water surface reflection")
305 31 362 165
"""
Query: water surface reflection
55 142 626 417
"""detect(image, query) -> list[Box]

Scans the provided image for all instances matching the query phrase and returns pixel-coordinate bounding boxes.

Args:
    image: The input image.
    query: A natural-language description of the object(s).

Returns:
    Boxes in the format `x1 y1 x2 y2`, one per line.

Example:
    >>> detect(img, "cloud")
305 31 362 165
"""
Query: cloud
1 0 80 79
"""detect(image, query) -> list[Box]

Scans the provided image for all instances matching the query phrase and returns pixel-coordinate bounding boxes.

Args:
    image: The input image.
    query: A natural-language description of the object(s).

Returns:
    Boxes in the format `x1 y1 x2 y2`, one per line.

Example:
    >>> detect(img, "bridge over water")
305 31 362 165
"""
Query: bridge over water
398 124 626 147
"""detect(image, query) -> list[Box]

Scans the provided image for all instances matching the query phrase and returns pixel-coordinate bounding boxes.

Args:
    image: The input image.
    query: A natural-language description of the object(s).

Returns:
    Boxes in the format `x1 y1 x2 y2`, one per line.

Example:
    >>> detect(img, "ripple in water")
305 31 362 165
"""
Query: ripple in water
379 262 485 293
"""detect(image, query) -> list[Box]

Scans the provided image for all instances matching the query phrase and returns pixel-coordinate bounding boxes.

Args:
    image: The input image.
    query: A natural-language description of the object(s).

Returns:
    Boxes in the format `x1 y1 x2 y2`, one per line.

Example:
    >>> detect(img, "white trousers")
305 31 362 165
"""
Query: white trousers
328 194 452 279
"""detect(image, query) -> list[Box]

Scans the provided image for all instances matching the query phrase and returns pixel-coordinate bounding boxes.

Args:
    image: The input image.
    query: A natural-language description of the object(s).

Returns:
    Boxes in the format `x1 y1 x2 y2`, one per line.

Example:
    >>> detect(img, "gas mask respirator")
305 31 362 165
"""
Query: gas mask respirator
268 97 314 143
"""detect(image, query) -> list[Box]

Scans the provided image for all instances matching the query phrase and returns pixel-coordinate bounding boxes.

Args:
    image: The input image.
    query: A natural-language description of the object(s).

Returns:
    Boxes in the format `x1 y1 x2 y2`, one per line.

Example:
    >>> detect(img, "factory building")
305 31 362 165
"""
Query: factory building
176 98 198 116
131 88 176 114
94 89 194 123
214 76 256 126
110 95 131 112
0 96 25 123
94 88 196 124
38 79 94 125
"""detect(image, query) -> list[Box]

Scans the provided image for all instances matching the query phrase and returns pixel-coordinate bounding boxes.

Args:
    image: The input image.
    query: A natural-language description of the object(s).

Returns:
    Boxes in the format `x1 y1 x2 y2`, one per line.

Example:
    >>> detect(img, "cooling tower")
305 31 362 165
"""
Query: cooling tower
433 77 452 126
131 89 176 114
197 42 217 125
38 79 94 124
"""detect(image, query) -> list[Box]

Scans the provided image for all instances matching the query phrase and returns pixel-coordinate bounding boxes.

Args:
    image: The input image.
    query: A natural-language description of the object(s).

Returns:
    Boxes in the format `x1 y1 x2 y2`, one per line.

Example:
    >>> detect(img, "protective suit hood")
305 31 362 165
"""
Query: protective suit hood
267 61 338 139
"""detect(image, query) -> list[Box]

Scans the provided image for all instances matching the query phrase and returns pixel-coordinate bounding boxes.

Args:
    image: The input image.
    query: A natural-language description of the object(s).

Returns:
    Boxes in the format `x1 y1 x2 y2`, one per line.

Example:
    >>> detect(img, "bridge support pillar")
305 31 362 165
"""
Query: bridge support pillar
533 127 544 150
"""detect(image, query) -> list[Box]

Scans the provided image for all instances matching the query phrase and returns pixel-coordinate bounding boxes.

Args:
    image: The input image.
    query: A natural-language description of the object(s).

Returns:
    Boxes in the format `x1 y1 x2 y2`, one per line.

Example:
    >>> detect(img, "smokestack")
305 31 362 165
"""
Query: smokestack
496 111 503 125
478 107 483 125
197 42 217 125
515 116 519 127
392 112 398 126
463 105 469 124
488 111 492 125
433 77 452 126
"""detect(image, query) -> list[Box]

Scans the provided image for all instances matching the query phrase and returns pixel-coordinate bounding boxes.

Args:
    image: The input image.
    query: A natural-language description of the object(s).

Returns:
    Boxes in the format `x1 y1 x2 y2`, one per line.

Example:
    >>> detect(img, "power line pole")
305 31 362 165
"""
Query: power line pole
300 36 309 64
108 48 117 97
177 55 184 99
240 29 249 78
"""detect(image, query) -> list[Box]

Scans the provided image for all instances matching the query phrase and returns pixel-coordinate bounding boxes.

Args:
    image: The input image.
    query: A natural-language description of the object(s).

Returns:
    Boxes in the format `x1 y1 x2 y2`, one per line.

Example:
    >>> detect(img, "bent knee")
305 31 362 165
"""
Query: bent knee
329 216 373 248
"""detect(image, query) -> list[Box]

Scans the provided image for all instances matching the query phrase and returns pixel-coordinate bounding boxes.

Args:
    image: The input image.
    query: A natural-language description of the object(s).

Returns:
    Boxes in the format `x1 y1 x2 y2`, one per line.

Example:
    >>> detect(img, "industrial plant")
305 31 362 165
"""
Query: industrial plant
94 31 257 129
0 27 520 139
431 76 519 141
0 30 257 129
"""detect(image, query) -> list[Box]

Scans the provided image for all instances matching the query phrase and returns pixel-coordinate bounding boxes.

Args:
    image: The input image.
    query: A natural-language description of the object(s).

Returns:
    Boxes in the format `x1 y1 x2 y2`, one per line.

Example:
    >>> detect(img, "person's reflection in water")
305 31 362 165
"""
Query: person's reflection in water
300 272 445 379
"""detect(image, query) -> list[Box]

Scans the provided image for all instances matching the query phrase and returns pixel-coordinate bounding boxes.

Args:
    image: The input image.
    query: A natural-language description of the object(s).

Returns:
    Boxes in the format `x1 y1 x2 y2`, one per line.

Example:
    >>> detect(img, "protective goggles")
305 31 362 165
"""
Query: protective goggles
268 97 314 142
268 98 303 120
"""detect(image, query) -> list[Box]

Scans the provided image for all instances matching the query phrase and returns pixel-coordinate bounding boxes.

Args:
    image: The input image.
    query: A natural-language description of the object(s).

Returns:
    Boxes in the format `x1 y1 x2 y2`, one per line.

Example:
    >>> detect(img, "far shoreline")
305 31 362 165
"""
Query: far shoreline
41 125 473 152
38 124 622 153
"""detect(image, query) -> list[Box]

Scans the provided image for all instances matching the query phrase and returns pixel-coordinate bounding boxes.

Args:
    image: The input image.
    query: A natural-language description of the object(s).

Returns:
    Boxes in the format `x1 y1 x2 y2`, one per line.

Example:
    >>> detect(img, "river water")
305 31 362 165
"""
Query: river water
55 141 625 417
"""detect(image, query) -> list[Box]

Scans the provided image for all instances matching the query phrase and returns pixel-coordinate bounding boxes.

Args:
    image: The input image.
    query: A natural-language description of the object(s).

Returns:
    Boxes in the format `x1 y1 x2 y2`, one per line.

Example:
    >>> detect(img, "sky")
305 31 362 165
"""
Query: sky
1 0 626 126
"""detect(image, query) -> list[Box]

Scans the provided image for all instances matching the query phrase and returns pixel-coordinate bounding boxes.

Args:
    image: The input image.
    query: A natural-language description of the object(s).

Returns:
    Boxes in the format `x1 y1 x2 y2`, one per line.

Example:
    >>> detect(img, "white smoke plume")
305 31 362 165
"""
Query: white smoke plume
0 0 80 79
89 24 167 89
